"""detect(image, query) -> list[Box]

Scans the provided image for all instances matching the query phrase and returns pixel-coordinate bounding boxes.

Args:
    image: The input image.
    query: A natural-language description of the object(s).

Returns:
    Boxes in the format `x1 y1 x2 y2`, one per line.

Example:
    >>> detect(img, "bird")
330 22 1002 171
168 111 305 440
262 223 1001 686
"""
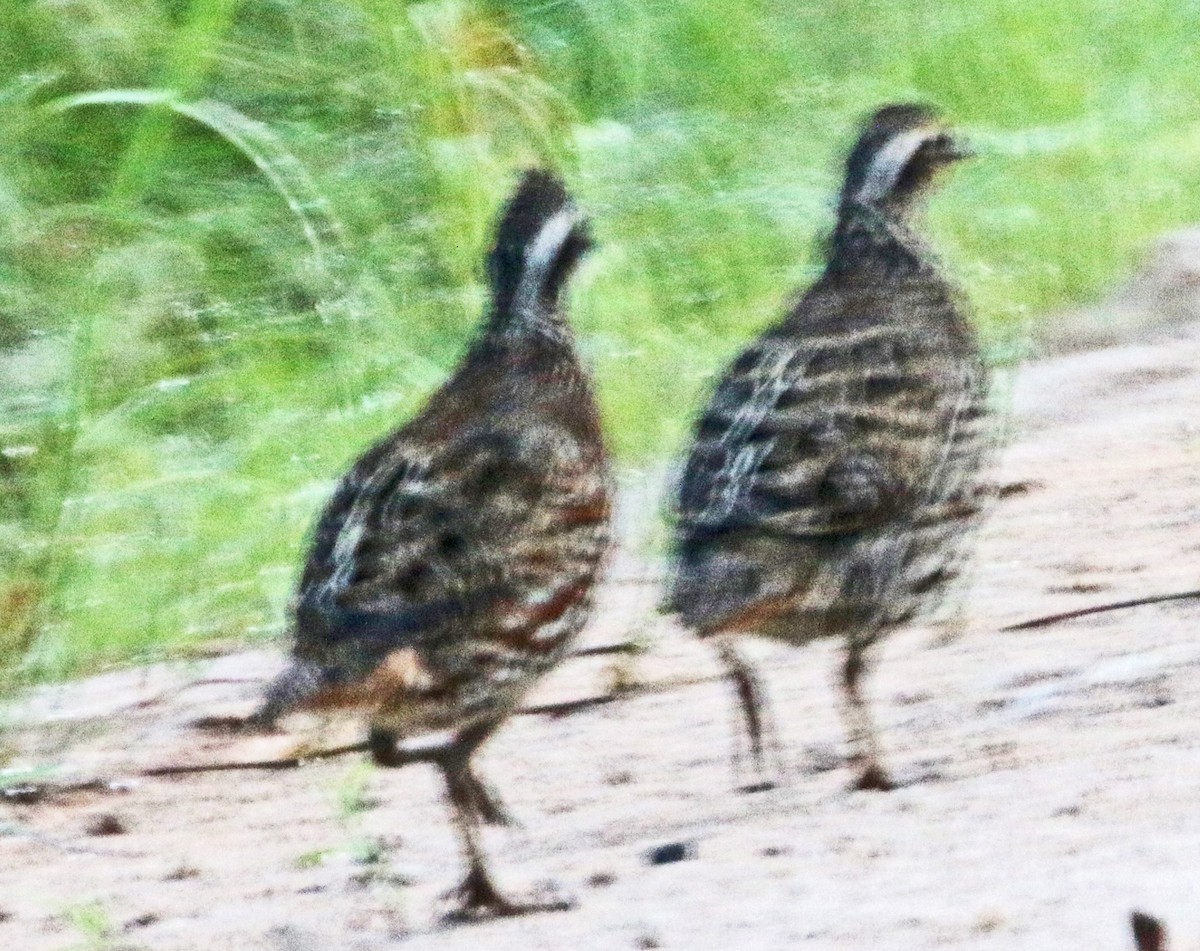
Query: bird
254 169 612 919
667 103 990 793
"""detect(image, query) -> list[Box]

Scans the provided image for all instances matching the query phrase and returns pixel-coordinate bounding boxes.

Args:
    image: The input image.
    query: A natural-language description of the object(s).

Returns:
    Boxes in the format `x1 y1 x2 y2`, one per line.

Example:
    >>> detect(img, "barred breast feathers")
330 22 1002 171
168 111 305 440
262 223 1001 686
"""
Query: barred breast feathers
672 241 988 623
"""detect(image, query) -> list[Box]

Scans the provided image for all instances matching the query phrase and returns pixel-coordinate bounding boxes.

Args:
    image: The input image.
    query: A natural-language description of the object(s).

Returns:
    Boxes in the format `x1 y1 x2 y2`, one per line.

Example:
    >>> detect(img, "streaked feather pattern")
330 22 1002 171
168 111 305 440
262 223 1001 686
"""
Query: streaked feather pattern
672 202 989 641
260 170 611 732
669 105 991 791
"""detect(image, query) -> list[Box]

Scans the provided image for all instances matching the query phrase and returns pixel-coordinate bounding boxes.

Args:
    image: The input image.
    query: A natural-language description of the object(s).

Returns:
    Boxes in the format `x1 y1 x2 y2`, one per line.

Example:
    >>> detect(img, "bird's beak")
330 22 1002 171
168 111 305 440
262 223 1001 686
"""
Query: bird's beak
935 131 975 162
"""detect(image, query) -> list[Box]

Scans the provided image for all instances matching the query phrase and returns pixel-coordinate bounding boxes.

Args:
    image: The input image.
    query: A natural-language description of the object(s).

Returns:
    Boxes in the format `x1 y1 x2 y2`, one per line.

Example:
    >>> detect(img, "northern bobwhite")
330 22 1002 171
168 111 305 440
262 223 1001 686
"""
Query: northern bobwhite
668 104 990 792
256 170 611 918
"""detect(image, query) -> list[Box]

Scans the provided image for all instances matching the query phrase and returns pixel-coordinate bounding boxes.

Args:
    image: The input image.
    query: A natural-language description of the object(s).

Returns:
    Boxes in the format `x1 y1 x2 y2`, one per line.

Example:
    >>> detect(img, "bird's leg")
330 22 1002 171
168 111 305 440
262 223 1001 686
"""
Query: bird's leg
839 646 894 791
371 722 569 919
368 726 407 767
438 741 573 922
451 720 515 827
440 760 526 921
714 637 778 793
457 769 513 827
368 723 513 826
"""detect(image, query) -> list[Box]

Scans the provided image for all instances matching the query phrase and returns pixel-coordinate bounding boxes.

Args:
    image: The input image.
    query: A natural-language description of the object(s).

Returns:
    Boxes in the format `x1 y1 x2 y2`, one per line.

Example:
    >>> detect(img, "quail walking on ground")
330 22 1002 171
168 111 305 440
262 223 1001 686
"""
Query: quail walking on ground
668 104 990 792
255 170 611 918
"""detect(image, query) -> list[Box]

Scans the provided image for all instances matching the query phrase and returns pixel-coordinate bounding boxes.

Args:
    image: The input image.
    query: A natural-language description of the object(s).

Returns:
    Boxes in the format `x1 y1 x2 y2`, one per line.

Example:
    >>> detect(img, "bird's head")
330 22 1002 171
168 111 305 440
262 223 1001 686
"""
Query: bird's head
839 103 972 220
487 169 593 320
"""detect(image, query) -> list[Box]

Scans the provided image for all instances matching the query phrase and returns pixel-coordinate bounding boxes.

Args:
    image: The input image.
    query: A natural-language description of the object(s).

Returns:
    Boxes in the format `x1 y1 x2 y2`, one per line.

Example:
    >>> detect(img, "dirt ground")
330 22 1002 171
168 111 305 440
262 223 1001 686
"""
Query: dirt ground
3 314 1200 949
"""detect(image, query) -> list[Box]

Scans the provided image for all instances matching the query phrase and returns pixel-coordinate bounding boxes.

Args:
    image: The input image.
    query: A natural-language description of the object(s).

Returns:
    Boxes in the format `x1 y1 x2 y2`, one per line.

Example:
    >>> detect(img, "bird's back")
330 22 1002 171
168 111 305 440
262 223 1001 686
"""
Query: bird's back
671 209 988 642
261 172 611 730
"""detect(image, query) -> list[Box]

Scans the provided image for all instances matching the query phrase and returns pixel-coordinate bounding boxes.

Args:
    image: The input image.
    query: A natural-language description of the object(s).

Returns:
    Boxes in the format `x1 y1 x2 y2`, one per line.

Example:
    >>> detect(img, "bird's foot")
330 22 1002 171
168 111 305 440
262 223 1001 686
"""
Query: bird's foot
730 757 780 794
731 745 788 794
850 762 895 792
441 869 575 923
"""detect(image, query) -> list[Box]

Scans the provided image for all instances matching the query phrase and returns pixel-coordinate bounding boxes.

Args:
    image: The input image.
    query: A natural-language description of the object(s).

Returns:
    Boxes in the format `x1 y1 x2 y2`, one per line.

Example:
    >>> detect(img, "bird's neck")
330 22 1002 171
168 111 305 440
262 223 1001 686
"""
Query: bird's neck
467 316 592 416
472 306 586 393
828 199 934 279
485 302 574 349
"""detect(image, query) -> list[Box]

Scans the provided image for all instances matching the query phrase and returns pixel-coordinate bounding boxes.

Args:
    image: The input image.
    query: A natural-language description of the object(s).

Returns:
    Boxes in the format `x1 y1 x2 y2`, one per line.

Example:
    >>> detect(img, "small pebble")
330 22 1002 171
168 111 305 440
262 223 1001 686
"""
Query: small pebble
644 840 695 866
124 913 158 931
86 814 127 837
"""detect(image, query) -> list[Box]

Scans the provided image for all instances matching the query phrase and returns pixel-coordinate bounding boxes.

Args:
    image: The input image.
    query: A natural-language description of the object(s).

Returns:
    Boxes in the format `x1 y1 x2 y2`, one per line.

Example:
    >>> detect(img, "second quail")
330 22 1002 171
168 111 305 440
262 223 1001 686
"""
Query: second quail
669 104 991 792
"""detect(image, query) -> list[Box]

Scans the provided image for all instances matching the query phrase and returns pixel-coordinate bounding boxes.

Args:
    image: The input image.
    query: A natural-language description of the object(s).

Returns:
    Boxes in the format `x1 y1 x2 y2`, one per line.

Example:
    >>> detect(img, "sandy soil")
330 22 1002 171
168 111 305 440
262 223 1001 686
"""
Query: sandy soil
3 319 1200 950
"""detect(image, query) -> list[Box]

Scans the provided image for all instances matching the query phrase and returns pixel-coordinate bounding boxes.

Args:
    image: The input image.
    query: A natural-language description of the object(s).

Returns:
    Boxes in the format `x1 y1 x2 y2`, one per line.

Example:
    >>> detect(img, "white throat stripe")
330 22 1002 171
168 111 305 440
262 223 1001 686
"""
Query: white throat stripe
856 126 937 204
513 206 580 316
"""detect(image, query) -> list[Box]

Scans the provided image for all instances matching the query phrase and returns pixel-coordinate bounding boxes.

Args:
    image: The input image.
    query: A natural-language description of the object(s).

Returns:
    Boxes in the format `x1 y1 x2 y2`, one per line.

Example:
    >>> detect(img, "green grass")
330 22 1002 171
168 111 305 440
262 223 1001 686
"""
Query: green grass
1 0 1199 680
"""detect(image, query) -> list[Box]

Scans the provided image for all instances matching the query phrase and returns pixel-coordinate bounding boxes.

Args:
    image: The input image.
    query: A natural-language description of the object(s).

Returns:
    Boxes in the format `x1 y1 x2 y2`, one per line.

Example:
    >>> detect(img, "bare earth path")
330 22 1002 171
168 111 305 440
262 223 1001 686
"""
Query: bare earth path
3 321 1199 950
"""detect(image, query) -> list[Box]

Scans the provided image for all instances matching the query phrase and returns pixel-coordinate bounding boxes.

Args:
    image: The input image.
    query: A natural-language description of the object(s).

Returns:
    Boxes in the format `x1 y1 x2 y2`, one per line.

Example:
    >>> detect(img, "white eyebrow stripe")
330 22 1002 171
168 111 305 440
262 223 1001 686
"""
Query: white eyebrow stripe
512 206 580 317
856 126 937 204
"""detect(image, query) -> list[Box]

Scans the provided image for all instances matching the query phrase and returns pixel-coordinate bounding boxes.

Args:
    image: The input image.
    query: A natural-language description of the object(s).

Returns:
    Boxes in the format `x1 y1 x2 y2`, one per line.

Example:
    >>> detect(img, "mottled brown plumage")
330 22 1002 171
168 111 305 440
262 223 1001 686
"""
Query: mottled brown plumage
258 170 611 917
669 104 991 791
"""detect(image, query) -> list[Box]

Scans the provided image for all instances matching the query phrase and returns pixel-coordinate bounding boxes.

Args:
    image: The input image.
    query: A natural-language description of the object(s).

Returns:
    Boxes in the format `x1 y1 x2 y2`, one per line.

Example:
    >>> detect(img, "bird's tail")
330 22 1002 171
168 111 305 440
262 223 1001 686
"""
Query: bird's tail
487 168 593 318
249 658 329 730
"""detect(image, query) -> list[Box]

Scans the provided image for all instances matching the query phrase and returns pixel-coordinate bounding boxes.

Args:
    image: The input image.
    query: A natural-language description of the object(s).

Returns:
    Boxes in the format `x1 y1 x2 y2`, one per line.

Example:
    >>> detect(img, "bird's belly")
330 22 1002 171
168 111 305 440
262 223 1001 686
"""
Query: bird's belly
365 661 544 737
696 515 969 648
367 615 583 738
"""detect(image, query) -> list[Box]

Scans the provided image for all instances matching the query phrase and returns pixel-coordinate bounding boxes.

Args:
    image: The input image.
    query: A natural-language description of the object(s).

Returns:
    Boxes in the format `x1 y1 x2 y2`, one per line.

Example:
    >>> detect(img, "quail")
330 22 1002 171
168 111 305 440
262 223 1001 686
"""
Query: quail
256 170 611 918
668 104 990 792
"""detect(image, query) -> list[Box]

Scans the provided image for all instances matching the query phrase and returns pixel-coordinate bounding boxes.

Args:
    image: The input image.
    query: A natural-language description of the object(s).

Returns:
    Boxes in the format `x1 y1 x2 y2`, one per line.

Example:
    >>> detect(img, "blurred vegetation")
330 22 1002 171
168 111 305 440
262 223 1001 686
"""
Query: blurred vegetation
1 0 1199 680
